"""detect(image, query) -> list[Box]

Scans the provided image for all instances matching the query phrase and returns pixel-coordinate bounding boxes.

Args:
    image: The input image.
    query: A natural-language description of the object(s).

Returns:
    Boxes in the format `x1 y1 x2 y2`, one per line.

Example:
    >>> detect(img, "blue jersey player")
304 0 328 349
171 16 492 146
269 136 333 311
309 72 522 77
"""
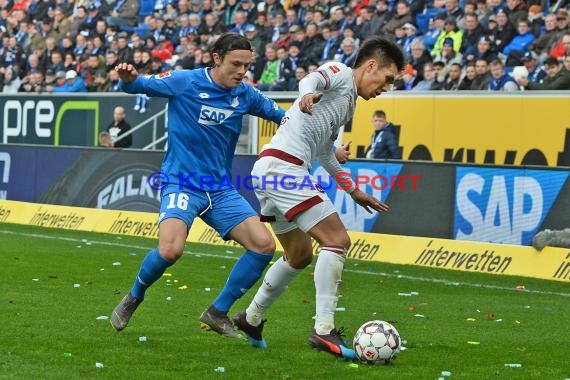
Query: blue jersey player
110 33 285 338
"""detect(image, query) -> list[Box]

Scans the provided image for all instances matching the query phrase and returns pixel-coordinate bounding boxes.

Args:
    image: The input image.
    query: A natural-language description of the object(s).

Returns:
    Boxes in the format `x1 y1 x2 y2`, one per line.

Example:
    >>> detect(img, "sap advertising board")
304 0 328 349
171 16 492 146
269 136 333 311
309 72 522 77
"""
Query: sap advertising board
454 167 569 246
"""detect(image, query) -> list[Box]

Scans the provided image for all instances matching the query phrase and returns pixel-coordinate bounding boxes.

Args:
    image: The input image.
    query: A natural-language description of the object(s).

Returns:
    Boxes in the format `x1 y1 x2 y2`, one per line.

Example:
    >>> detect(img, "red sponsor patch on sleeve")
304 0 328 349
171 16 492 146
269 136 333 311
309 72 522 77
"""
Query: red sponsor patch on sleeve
157 71 171 79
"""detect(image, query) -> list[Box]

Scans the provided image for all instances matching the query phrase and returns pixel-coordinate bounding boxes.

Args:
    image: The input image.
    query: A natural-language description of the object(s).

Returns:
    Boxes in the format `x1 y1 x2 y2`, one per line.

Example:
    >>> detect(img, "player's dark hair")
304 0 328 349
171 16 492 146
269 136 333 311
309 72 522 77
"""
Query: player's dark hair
210 33 252 65
354 36 405 72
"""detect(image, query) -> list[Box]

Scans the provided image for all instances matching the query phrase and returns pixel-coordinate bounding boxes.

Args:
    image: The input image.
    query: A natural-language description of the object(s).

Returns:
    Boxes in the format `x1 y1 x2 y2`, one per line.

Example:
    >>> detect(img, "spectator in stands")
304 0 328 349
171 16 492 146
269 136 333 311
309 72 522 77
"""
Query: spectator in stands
394 63 419 90
443 62 463 90
445 0 465 21
503 19 536 65
458 62 477 90
433 17 463 57
520 51 546 84
40 17 60 41
469 35 498 64
334 37 358 67
555 9 569 37
269 46 292 91
476 0 491 27
550 33 570 60
289 65 307 91
409 38 432 80
105 0 139 28
401 23 417 58
68 5 87 38
355 6 376 40
433 58 448 84
471 57 491 89
366 110 402 160
256 44 279 91
107 69 121 92
200 12 228 37
488 59 519 91
1 66 21 93
369 0 391 36
49 69 87 92
527 5 543 37
82 53 105 92
413 62 442 90
423 13 446 52
505 0 528 27
530 14 558 59
440 37 464 65
116 33 133 62
19 71 44 93
102 106 133 148
53 7 71 38
92 70 110 92
63 52 78 72
491 9 516 52
461 13 486 54
301 23 325 64
517 56 570 90
383 0 413 37
152 35 173 62
83 4 103 33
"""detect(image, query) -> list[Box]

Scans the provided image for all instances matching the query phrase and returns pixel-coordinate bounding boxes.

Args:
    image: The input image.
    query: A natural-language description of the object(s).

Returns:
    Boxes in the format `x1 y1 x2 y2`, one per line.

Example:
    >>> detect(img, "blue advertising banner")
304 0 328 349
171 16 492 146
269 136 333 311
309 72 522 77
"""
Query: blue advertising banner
0 145 83 202
454 167 569 245
312 161 404 232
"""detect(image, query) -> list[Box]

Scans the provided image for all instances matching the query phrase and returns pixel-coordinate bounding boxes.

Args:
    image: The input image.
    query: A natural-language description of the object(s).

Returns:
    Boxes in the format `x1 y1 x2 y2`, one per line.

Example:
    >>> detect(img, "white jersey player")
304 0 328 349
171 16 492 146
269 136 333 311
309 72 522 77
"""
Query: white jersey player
232 37 405 360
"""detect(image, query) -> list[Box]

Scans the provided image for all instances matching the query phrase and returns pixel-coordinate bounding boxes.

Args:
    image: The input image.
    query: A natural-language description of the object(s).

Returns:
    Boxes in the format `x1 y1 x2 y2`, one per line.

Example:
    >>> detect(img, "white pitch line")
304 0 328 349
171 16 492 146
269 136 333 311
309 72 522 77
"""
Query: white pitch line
2 229 569 298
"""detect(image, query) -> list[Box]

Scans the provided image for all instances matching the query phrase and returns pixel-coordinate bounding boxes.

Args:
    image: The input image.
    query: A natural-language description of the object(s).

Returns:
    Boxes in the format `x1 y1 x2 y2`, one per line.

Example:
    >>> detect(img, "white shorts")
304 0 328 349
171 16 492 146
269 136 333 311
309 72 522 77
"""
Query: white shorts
252 153 337 234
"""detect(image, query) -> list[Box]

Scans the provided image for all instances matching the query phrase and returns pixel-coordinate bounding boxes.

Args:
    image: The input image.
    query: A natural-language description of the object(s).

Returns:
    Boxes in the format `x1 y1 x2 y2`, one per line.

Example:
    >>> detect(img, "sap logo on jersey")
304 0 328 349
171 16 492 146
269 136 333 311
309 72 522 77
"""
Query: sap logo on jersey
454 168 568 246
198 105 234 126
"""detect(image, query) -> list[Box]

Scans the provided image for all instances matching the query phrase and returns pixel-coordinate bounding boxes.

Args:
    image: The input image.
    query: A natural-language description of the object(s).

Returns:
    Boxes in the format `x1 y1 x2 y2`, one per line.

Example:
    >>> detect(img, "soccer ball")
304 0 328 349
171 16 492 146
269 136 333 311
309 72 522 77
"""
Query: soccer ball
353 320 401 364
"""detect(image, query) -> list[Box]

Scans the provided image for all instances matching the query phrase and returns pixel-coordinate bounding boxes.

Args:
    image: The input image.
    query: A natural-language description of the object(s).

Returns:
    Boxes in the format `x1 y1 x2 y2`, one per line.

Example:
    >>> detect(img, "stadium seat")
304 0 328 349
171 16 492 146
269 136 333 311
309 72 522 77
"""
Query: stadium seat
139 0 156 20
415 14 430 34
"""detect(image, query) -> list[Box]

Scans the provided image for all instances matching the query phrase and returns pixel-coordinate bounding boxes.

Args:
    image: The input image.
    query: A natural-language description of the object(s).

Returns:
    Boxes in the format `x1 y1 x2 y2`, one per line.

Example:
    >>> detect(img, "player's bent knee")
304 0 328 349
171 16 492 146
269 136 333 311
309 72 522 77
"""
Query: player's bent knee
158 242 185 262
288 251 313 269
251 233 276 254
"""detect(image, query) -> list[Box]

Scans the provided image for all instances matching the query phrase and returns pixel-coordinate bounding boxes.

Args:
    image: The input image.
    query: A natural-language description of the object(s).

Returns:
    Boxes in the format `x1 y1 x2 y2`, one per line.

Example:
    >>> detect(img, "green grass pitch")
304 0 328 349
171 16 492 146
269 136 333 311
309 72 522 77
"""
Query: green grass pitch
1 223 569 380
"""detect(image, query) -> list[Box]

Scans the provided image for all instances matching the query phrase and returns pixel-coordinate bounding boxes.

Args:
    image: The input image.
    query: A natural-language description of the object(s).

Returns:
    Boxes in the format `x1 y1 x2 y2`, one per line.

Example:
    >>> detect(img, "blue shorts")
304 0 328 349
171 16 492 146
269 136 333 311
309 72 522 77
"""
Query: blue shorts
159 185 257 239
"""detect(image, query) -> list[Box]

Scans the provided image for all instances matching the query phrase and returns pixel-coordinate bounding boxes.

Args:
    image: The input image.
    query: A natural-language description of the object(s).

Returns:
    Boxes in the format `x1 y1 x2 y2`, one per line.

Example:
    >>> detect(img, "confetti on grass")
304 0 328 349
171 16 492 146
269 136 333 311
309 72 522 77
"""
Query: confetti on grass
96 316 109 320
467 341 480 345
95 362 104 369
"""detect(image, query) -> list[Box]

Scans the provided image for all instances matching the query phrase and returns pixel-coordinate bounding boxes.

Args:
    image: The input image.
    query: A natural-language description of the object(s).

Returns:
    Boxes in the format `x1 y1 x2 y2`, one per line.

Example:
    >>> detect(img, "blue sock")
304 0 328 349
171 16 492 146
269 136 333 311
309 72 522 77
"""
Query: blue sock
131 248 173 300
212 250 273 313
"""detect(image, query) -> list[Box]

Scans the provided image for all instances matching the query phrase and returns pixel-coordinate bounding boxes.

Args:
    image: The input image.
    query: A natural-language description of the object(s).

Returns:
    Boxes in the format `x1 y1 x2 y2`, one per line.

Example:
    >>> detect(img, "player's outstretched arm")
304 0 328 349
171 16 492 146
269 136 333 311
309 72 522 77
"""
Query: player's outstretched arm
350 189 389 214
115 63 138 84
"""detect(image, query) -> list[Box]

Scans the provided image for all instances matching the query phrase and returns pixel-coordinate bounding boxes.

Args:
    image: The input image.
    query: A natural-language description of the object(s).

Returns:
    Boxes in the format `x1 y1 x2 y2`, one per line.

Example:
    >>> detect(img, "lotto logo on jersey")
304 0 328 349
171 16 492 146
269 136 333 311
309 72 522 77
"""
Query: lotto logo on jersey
198 105 234 126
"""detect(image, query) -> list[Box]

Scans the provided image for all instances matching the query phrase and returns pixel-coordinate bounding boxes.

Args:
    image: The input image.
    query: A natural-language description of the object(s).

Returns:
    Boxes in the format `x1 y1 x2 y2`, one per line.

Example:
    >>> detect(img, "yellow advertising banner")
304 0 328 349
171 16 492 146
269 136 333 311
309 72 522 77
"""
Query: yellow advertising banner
261 94 570 167
2 200 569 283
346 94 570 166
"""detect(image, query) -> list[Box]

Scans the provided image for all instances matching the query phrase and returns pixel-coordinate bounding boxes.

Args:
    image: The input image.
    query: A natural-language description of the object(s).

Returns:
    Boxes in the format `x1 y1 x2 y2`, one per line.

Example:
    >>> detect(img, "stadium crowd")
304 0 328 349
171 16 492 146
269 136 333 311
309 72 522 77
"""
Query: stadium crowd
0 0 569 97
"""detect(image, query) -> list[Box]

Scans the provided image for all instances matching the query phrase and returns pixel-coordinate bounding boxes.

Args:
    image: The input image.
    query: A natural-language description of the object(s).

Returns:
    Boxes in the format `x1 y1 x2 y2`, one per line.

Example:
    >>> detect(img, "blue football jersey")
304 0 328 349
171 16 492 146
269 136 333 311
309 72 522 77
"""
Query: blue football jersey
121 68 285 190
